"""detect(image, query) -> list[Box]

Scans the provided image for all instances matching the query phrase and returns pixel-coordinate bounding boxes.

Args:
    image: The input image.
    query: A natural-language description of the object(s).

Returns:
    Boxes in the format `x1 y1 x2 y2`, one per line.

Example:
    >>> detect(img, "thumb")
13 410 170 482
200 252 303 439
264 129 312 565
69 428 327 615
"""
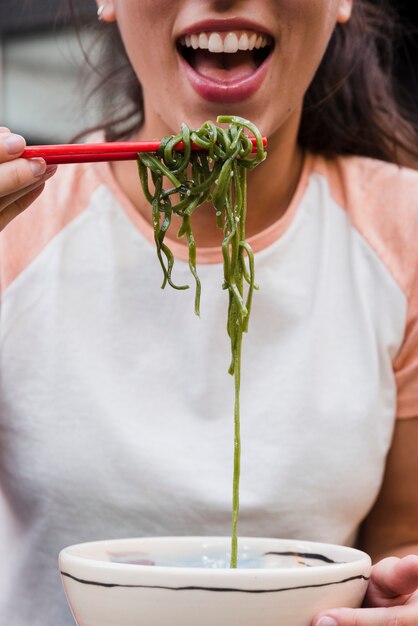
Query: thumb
312 604 418 626
365 555 418 607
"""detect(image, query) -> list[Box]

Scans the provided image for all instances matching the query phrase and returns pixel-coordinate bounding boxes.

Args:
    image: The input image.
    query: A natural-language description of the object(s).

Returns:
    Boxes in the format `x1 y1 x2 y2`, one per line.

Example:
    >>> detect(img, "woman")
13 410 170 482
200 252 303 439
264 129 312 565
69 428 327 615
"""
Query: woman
0 1 417 624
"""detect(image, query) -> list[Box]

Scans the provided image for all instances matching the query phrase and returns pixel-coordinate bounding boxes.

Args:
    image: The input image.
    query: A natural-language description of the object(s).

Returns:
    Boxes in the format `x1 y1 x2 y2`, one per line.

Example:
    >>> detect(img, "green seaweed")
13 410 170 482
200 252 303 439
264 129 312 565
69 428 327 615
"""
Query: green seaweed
137 116 266 568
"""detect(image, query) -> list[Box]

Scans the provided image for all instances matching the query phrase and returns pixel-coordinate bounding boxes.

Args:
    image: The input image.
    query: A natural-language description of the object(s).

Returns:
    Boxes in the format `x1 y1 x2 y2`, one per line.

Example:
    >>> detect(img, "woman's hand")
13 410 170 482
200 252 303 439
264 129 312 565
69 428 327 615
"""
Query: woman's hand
312 554 418 626
0 127 57 231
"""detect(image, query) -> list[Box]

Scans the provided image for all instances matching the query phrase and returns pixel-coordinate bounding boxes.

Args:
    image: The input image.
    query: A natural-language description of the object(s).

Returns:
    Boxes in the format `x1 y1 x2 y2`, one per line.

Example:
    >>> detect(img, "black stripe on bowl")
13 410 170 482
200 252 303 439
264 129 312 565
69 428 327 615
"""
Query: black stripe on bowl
60 571 369 593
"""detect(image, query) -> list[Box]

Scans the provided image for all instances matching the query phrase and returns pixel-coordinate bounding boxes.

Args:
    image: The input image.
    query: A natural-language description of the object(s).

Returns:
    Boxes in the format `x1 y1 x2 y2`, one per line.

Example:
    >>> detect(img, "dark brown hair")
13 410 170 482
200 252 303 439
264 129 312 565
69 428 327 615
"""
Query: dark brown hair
73 0 418 167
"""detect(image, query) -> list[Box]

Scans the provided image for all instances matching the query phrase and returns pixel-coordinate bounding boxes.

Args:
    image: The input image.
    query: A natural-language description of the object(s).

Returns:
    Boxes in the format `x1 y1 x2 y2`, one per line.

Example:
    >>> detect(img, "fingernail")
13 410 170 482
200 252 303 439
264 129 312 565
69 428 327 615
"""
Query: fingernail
29 158 47 177
5 133 26 155
45 164 58 175
316 618 338 626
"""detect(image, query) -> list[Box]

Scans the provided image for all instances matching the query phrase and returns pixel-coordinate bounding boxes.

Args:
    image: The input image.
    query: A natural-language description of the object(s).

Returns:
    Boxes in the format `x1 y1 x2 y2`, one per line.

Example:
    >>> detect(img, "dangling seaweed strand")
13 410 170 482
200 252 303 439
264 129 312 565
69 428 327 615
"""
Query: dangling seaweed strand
137 116 266 568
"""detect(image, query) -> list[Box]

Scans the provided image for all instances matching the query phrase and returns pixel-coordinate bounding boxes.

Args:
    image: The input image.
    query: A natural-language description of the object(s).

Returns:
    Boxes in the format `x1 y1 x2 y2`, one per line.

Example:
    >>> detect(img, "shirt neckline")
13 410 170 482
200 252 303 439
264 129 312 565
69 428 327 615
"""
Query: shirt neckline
94 149 315 265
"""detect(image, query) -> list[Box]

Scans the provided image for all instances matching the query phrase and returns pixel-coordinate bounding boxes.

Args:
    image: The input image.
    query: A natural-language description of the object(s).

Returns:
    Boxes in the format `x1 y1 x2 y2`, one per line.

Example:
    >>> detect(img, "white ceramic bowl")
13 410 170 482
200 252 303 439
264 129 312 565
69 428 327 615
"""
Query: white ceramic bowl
59 536 371 626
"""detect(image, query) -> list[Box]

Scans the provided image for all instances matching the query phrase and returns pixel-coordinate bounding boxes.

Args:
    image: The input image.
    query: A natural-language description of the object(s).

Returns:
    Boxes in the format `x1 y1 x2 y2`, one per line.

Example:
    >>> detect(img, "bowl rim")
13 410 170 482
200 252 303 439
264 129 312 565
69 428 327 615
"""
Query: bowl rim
59 536 372 577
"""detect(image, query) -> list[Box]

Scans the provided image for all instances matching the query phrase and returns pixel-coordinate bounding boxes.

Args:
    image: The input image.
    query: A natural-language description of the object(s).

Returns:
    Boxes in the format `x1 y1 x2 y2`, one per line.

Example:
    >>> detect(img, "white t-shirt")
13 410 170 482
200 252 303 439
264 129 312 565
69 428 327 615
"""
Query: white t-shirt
1 152 418 625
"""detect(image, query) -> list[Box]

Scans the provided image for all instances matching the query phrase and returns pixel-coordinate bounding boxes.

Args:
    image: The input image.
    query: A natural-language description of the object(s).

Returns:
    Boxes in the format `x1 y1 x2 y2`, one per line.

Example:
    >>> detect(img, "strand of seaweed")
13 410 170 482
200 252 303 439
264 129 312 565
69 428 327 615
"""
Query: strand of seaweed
137 115 266 568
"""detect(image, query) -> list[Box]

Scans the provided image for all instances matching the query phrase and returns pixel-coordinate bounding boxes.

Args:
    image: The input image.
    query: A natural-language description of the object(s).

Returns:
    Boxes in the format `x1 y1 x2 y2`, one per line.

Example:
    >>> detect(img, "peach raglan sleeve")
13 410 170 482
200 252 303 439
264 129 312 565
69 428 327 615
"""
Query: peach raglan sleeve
329 155 418 420
0 162 101 296
394 262 418 418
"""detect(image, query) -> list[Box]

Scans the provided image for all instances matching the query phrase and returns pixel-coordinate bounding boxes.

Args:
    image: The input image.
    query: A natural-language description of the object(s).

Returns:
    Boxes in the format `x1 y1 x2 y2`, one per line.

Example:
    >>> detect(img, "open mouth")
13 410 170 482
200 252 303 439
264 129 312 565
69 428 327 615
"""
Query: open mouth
176 30 274 84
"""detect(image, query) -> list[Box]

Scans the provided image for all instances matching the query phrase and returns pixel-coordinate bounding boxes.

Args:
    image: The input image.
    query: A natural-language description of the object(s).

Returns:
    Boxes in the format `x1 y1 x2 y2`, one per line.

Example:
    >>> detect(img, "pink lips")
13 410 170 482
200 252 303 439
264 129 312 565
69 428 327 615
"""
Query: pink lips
177 17 273 104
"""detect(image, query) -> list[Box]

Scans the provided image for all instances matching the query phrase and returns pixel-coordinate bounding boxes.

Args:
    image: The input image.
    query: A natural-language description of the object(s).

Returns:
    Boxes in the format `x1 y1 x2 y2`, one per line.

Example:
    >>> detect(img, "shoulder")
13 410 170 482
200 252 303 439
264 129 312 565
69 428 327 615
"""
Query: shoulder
0 161 106 294
311 153 418 297
313 153 418 216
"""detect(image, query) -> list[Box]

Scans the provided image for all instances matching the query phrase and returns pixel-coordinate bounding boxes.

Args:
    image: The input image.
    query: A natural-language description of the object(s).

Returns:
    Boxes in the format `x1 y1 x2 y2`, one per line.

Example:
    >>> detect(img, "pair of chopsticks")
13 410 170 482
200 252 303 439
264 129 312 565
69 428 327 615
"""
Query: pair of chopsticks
22 137 267 165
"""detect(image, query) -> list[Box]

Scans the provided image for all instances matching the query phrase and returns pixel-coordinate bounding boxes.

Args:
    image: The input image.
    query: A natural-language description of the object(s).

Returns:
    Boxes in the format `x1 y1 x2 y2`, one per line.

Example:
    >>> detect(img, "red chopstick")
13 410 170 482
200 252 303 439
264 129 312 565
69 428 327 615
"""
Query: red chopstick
22 137 267 165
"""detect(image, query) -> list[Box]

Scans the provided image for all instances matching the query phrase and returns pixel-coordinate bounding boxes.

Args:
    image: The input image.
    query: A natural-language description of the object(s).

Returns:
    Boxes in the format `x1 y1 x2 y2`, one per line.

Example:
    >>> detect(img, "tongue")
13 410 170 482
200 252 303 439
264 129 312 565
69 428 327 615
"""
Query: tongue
193 50 257 82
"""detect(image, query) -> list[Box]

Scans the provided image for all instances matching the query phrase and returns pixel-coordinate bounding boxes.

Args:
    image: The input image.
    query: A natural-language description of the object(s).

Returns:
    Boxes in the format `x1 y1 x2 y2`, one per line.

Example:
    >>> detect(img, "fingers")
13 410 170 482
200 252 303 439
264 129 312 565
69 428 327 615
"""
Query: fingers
0 183 46 231
366 556 418 607
313 603 418 626
311 556 418 626
0 166 57 231
2 165 56 205
0 129 54 197
0 129 58 230
0 156 51 197
0 130 27 162
0 163 57 209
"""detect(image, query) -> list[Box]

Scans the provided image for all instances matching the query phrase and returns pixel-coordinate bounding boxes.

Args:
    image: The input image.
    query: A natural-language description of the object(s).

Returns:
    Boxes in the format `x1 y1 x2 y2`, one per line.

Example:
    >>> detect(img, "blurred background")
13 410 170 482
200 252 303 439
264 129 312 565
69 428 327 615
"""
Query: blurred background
0 0 98 143
0 0 417 144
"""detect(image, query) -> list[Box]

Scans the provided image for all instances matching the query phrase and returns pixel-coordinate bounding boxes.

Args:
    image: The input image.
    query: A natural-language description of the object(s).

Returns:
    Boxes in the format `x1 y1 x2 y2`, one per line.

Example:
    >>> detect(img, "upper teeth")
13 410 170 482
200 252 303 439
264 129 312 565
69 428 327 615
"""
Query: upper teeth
179 31 270 53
